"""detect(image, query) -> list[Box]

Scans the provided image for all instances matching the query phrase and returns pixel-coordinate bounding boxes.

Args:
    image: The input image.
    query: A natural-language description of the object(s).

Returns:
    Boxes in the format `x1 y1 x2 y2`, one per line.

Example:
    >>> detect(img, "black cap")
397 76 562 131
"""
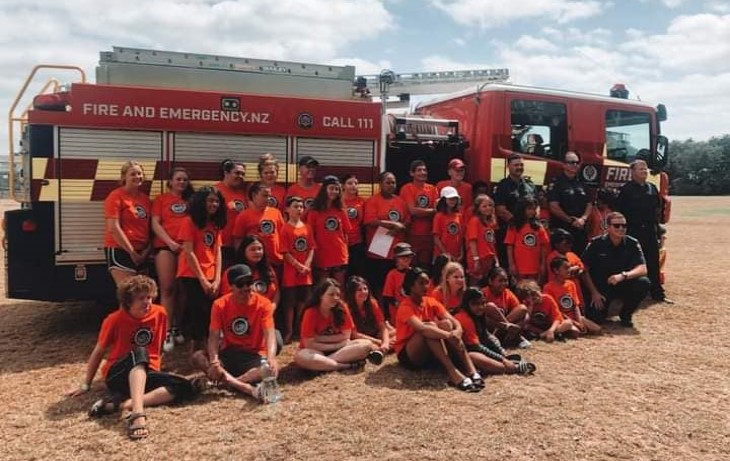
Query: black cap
227 264 253 285
298 155 319 167
393 242 415 257
322 175 340 186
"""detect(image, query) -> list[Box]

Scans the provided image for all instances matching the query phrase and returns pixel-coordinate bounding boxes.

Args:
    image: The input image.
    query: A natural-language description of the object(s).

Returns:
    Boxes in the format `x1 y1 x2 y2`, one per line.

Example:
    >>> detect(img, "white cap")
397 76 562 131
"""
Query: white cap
440 186 460 199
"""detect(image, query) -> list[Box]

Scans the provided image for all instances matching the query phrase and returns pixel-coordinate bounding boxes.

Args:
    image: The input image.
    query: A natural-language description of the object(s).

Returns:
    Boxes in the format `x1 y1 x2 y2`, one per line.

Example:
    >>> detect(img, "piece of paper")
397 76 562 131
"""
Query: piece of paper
368 226 394 258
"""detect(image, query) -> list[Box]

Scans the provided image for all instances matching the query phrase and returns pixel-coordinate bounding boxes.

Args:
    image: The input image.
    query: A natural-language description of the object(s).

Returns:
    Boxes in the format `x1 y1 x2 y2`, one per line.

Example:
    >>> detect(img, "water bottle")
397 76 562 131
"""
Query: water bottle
259 358 282 404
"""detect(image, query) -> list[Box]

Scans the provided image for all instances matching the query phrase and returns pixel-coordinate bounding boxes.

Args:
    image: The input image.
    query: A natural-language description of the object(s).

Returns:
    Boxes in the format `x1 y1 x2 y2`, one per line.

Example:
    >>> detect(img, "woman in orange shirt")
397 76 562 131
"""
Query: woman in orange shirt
257 153 286 211
104 161 152 287
307 175 351 286
342 173 366 278
65 276 202 440
214 159 247 269
345 275 394 353
151 167 194 352
430 262 466 314
294 278 383 372
177 186 226 349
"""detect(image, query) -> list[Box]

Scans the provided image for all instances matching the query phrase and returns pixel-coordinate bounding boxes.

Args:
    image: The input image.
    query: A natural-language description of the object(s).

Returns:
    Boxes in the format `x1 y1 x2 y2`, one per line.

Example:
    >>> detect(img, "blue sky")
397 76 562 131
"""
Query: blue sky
1 0 729 151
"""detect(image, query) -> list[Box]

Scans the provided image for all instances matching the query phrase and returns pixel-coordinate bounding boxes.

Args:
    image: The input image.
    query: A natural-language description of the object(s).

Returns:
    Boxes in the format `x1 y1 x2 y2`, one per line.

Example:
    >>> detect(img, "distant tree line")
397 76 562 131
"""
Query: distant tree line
666 135 730 195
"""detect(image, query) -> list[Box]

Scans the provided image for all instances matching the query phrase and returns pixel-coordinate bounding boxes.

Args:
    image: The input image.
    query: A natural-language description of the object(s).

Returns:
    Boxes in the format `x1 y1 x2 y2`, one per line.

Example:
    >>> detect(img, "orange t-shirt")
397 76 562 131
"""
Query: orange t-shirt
453 310 480 346
543 279 581 321
209 292 274 355
343 195 365 246
383 268 407 304
538 208 551 230
430 286 462 313
436 180 473 211
400 182 439 236
394 296 448 353
306 207 352 269
103 187 151 250
299 303 355 349
219 266 278 301
267 184 287 211
363 193 410 259
433 211 464 258
280 222 315 287
286 183 321 212
176 218 222 281
233 206 284 265
151 192 188 249
98 304 166 378
466 216 498 272
483 286 521 315
588 207 612 239
531 293 564 328
352 298 386 337
504 223 550 276
214 181 247 248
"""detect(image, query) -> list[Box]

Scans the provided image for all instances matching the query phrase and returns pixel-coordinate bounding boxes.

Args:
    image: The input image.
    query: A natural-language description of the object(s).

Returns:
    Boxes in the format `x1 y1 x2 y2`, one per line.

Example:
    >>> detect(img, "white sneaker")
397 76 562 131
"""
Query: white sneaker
163 331 175 353
172 328 185 345
517 338 532 349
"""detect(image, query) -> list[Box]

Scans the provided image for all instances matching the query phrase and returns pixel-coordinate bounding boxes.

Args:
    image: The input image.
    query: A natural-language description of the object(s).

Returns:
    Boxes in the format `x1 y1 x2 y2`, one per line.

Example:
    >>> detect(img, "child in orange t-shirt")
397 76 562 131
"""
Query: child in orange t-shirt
505 196 550 282
345 275 394 353
307 175 352 286
587 188 616 240
544 257 601 335
480 266 530 348
280 196 315 344
430 261 466 314
536 186 551 232
433 186 464 263
382 242 415 323
294 279 382 372
342 173 367 278
177 187 226 347
514 279 573 342
233 182 285 266
466 194 499 284
66 276 201 440
455 288 537 376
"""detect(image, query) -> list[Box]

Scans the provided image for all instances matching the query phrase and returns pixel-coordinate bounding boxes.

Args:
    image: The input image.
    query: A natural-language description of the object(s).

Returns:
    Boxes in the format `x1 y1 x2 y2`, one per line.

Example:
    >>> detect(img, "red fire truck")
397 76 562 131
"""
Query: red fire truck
4 47 669 301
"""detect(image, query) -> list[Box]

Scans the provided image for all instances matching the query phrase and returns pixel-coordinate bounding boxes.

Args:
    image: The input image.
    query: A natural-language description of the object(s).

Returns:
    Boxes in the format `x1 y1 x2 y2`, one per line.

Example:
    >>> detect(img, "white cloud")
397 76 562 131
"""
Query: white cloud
428 0 604 29
706 1 730 13
514 35 559 52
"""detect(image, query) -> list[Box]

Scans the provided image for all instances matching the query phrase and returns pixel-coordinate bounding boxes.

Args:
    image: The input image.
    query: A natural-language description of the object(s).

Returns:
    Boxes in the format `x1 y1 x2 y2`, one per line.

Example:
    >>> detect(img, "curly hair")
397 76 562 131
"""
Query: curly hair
188 186 226 230
117 275 158 310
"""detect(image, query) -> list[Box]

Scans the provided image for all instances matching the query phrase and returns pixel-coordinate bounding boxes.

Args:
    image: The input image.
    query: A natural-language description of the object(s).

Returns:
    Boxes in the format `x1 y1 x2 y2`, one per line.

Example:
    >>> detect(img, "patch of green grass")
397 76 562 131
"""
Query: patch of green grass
684 207 730 216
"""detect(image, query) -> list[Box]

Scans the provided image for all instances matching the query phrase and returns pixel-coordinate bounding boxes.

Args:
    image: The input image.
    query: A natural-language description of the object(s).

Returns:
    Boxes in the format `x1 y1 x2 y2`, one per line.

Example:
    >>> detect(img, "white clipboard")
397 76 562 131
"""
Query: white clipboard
368 226 394 258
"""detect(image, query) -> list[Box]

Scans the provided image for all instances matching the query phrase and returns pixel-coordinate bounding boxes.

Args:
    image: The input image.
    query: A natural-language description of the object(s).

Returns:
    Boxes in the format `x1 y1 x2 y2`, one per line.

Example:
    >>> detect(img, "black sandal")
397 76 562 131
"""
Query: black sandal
125 412 149 441
471 373 486 389
366 350 384 366
88 393 122 418
517 361 537 375
449 377 481 393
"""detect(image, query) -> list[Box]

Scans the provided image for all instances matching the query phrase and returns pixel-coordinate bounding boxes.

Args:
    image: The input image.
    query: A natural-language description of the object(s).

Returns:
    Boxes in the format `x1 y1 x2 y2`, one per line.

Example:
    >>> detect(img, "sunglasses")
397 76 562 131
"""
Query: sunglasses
610 223 627 229
565 161 580 165
234 279 253 288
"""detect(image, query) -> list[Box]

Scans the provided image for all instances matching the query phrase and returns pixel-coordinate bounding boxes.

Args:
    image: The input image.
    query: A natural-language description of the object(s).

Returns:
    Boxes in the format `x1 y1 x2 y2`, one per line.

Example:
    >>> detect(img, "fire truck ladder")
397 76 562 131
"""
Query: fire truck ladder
97 46 357 99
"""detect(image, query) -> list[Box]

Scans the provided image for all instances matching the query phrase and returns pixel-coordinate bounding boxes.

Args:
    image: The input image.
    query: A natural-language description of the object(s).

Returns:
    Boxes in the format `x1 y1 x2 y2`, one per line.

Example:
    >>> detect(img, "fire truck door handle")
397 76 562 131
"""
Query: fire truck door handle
40 180 50 185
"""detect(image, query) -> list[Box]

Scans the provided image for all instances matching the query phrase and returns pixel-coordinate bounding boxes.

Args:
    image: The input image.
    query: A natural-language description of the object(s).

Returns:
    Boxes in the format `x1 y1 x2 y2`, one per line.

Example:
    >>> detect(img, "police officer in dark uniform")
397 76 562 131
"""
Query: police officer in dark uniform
616 160 672 303
547 151 592 254
494 153 537 271
582 212 650 327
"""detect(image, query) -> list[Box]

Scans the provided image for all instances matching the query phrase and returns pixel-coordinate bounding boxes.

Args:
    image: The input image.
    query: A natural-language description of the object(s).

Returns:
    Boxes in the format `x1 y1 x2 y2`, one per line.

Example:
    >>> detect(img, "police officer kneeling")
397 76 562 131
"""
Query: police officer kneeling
582 212 650 328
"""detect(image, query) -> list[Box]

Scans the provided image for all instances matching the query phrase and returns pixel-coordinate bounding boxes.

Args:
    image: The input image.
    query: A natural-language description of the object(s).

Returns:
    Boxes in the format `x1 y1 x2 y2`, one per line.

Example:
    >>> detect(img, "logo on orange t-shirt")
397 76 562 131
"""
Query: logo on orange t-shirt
347 207 358 219
388 209 401 221
268 196 278 208
132 327 154 346
416 195 429 207
558 294 574 311
231 317 250 335
203 231 216 247
304 198 315 209
325 217 340 230
484 229 495 242
232 200 245 212
294 236 309 251
135 205 148 219
171 203 187 214
522 233 537 247
260 220 275 234
447 222 459 235
253 281 267 294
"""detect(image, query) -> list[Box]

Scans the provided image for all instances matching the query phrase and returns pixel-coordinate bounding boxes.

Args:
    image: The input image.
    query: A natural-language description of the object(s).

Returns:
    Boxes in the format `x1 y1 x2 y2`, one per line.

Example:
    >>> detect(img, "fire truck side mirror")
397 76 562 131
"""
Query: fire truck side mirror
656 104 667 122
652 135 669 170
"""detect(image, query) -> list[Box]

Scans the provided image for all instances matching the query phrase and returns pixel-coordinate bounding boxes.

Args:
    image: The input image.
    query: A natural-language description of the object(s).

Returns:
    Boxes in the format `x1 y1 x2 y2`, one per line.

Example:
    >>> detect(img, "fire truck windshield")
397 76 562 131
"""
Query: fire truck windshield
605 110 651 164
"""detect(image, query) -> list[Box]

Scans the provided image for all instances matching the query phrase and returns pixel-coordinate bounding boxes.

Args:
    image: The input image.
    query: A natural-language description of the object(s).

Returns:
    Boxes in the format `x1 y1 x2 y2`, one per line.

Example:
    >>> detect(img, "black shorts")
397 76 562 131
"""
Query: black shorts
219 347 263 377
105 247 146 273
397 347 421 370
179 277 213 341
105 348 195 402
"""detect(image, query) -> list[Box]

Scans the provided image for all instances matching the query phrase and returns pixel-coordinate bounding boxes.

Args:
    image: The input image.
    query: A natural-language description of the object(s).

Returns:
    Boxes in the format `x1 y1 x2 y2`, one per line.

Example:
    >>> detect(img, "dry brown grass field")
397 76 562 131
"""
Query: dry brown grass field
1 196 729 461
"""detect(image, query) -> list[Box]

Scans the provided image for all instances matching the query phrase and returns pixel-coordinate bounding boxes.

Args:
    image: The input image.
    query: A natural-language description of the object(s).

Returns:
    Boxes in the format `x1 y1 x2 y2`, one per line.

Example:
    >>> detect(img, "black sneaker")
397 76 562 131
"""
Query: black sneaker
366 350 384 366
619 317 634 328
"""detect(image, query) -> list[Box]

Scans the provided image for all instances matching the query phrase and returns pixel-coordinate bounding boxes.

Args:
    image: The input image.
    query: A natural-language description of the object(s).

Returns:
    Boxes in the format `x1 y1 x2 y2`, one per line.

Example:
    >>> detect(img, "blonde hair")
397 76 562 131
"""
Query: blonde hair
258 153 279 175
472 194 495 223
514 279 541 302
119 161 145 186
439 261 465 301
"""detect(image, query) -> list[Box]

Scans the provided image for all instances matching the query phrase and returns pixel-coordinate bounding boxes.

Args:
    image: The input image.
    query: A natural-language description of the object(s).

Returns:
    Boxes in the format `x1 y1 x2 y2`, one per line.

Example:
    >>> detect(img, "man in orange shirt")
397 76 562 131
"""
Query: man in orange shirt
286 155 321 212
234 182 285 266
436 158 473 212
66 276 201 440
191 264 280 402
400 160 439 268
